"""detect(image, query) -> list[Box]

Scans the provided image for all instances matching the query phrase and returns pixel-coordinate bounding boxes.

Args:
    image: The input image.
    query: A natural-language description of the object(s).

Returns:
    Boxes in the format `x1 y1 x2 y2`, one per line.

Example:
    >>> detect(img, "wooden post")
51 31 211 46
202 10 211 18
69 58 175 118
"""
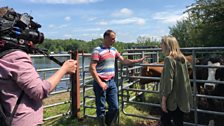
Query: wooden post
70 50 81 119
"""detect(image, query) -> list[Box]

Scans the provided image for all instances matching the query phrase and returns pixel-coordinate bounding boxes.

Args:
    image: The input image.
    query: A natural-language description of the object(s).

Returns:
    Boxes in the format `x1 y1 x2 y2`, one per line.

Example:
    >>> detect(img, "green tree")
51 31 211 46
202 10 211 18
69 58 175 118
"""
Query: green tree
137 36 151 44
169 19 196 47
170 0 224 47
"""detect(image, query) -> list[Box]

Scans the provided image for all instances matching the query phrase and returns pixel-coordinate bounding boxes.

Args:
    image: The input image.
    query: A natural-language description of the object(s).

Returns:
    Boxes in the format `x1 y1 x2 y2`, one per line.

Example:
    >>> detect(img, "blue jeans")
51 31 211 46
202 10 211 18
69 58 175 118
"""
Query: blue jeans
93 78 118 118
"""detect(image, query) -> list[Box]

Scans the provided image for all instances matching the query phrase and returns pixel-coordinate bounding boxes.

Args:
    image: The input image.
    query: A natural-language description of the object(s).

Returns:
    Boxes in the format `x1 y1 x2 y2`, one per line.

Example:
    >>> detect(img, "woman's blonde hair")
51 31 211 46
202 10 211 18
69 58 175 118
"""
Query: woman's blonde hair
161 36 186 62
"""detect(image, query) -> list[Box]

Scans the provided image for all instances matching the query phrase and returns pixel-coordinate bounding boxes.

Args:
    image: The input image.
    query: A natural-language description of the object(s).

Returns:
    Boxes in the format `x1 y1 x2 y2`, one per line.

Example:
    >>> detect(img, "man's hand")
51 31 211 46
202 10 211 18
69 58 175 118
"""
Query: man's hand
133 56 147 63
139 57 147 62
99 82 108 91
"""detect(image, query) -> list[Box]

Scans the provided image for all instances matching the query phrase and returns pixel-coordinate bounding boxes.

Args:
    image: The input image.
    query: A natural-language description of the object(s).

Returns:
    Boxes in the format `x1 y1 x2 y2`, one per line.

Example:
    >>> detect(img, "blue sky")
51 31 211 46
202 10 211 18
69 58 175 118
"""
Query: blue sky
1 0 195 42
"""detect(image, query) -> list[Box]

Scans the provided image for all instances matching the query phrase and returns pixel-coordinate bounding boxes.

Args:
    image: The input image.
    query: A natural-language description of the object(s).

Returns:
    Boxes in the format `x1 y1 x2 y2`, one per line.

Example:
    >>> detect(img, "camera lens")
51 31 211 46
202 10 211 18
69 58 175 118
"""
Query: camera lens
38 32 44 44
20 29 44 44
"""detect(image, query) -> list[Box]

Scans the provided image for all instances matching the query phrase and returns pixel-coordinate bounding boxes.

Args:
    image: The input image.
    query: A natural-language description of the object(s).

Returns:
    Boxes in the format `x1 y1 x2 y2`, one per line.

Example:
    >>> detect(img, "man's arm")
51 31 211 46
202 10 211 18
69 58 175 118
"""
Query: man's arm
89 60 108 91
119 56 146 65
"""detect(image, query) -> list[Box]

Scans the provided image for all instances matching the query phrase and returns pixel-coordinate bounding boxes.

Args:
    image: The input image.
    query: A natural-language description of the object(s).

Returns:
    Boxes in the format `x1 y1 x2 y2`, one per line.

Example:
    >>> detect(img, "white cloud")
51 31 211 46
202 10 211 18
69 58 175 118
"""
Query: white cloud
77 33 101 41
152 10 188 24
116 32 135 42
87 17 97 21
64 34 73 38
97 21 108 26
29 0 102 4
80 33 99 37
58 24 69 29
112 8 133 17
76 28 101 32
64 16 71 21
111 17 145 25
48 24 55 28
86 28 102 32
48 24 69 29
164 5 176 9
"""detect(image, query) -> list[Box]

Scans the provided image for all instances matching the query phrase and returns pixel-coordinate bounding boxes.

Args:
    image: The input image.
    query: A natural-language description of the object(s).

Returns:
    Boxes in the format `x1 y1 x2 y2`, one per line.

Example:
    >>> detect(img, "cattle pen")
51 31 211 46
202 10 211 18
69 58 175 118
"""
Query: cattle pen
31 47 224 126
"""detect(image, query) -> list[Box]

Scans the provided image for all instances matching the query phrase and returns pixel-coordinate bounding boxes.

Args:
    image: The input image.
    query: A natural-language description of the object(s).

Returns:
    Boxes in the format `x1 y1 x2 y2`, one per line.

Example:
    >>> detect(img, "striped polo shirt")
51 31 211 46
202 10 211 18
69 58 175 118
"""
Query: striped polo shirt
91 45 121 81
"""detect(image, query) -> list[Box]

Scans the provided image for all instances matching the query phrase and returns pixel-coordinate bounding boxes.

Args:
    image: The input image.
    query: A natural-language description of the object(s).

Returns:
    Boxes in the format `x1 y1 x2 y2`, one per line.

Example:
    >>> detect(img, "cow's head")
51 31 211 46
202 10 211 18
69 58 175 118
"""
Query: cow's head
204 57 223 91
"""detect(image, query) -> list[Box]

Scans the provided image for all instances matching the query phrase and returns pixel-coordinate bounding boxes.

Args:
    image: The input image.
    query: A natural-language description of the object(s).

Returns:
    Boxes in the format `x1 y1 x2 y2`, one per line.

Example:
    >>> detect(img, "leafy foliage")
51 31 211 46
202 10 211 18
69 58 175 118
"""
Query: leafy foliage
170 0 224 47
37 37 160 53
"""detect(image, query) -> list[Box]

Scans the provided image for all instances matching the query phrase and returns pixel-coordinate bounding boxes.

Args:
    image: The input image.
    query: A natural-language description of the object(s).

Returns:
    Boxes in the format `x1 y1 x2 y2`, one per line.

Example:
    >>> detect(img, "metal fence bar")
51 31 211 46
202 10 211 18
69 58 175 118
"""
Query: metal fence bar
43 111 70 121
196 94 224 100
123 88 159 94
44 101 71 109
197 109 224 116
50 89 70 95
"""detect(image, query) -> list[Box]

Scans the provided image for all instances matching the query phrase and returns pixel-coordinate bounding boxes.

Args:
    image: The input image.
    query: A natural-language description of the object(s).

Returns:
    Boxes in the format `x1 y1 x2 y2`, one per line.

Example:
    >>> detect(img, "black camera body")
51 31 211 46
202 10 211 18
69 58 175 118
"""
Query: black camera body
0 7 44 53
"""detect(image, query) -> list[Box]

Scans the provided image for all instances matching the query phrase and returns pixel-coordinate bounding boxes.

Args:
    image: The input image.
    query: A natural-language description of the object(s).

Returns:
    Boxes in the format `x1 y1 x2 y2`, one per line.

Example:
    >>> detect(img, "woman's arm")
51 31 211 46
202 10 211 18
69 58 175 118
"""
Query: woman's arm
7 51 77 100
160 57 175 97
47 59 77 92
161 96 168 113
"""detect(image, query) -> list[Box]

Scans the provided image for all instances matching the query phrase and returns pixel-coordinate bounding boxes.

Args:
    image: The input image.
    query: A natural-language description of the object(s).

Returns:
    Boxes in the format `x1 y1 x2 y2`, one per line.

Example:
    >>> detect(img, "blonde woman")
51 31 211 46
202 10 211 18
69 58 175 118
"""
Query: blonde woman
159 36 193 126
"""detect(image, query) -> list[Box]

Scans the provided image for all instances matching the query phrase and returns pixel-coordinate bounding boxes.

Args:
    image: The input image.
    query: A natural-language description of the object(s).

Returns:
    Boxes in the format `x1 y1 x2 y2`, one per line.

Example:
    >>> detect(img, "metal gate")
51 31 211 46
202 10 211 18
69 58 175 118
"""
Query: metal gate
119 47 224 126
77 47 224 126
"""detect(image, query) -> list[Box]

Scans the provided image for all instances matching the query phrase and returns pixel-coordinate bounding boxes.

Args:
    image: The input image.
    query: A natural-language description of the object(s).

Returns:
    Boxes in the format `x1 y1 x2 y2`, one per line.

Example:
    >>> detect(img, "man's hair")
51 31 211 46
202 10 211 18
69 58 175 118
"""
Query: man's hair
103 29 115 38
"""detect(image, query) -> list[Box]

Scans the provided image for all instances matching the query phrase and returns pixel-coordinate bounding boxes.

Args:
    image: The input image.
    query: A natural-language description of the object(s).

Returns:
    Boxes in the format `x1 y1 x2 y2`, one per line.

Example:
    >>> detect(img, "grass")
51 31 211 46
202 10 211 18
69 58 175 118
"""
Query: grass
43 105 159 126
42 84 160 126
42 80 224 126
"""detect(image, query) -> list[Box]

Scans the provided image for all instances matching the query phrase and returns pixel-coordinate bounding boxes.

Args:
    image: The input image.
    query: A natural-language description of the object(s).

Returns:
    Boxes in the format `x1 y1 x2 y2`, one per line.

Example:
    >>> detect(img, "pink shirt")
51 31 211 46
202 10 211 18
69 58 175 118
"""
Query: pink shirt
0 50 51 126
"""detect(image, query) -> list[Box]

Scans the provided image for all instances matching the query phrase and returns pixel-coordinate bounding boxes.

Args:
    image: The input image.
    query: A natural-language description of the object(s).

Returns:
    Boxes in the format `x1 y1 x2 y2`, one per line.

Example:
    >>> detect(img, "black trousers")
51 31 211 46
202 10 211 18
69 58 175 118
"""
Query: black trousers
160 107 184 126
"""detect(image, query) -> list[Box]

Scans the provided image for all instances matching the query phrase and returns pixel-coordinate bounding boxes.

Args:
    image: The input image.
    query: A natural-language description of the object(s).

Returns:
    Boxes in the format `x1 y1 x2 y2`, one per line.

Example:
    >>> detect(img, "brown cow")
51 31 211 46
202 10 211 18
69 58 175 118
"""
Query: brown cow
139 55 194 85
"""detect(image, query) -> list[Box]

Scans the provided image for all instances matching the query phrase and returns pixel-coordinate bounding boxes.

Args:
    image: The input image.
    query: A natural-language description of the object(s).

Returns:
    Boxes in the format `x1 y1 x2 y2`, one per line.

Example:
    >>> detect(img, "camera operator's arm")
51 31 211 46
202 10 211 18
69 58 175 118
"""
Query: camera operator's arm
1 51 76 101
47 59 77 92
2 51 50 100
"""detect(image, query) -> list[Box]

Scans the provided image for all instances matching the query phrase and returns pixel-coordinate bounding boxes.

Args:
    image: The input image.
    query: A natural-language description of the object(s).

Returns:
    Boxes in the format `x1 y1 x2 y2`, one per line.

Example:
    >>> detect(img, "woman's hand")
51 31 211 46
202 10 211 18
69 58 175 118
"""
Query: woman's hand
62 59 77 74
161 96 168 113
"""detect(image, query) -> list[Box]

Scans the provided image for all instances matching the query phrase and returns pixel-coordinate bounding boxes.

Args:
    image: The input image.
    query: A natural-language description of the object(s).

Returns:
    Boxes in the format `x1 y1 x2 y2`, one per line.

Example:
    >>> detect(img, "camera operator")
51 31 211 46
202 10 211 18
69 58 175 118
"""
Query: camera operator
0 7 77 126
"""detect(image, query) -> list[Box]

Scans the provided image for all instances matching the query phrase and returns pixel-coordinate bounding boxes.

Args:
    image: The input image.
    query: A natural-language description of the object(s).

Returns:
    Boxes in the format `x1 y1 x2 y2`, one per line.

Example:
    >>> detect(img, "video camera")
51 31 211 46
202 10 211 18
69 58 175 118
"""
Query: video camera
0 7 65 66
0 7 44 53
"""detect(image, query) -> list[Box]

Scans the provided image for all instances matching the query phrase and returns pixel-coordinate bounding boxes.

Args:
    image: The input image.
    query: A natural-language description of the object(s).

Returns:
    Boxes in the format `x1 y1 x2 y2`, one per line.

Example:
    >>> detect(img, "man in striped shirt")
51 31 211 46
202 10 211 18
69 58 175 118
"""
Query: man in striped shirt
89 29 145 126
